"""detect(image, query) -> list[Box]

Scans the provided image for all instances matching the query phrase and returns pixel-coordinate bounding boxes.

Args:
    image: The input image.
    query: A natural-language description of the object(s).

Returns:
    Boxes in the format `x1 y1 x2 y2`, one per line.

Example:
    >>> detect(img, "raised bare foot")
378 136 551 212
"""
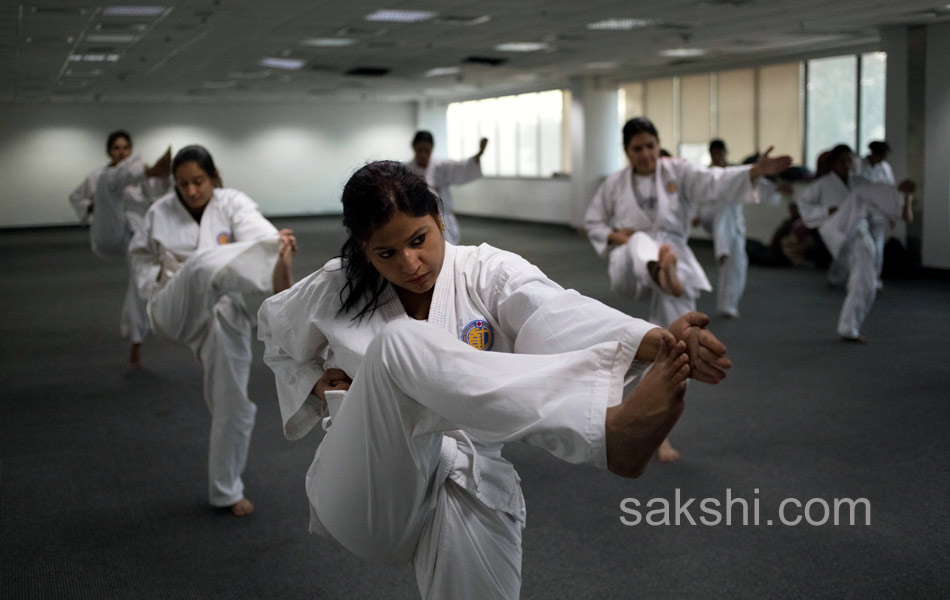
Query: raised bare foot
657 438 681 463
605 331 690 478
657 245 684 297
128 343 142 369
231 498 254 516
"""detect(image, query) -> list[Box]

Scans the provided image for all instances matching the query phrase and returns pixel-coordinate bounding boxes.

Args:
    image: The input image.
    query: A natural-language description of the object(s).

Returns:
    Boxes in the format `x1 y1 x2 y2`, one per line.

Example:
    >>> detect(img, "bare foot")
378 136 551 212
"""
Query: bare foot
231 498 254 516
840 335 868 344
656 245 684 297
128 343 142 369
657 438 681 463
605 331 690 478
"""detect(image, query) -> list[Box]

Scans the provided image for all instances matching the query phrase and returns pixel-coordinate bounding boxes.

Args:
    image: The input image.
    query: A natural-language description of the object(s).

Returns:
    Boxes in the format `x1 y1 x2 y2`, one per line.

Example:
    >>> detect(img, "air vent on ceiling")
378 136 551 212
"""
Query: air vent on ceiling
30 6 88 17
463 56 507 66
345 66 390 77
433 15 490 26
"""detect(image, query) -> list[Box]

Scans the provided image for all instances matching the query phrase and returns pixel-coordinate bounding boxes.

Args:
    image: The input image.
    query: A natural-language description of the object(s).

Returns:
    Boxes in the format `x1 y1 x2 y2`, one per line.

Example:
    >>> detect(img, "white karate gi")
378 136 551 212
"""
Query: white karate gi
68 166 103 225
797 172 906 338
585 158 758 326
258 242 657 600
855 157 897 281
406 157 482 245
129 188 280 506
81 155 169 344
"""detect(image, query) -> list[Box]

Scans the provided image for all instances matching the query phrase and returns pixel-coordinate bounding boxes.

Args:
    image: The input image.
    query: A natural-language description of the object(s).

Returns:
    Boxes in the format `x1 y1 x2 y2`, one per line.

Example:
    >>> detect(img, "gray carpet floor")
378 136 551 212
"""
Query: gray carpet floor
2 215 948 599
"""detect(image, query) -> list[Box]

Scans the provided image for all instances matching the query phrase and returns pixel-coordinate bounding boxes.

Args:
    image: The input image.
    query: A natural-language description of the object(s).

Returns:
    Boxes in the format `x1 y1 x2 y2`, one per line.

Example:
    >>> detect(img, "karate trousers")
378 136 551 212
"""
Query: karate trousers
121 257 150 344
608 232 696 327
307 320 628 599
149 239 277 506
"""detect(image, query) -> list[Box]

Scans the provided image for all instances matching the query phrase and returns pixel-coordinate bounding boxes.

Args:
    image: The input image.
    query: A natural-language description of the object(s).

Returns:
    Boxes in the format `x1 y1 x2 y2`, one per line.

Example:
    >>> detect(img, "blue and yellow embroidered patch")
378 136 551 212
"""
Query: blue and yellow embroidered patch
461 319 494 351
216 231 232 245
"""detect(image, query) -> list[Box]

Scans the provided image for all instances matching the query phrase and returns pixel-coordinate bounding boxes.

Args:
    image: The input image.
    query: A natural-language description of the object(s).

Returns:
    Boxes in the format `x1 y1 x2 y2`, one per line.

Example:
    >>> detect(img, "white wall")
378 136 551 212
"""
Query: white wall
451 178 575 225
923 22 950 269
0 101 415 227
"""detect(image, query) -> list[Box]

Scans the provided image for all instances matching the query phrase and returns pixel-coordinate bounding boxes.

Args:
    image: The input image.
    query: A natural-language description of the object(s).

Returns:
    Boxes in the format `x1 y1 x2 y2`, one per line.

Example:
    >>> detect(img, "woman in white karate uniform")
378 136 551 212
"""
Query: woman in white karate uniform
797 144 914 342
406 130 487 244
129 145 297 516
70 130 172 367
585 118 790 461
258 160 734 599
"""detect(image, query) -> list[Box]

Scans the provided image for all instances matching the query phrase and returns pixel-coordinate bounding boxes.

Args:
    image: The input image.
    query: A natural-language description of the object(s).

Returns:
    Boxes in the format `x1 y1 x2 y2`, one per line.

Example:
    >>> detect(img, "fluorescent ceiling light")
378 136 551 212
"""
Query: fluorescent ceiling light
433 15 491 26
659 48 708 57
424 67 460 77
84 33 138 43
202 80 236 90
586 61 619 70
587 18 654 30
365 9 436 23
102 6 167 17
301 38 355 47
494 42 550 52
259 57 305 70
69 54 116 62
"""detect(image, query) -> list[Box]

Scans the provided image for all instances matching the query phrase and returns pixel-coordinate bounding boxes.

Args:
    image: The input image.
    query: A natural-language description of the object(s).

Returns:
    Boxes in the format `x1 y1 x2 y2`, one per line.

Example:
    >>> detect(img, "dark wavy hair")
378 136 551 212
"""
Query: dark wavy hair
172 145 223 193
622 117 659 148
106 130 131 151
338 160 441 320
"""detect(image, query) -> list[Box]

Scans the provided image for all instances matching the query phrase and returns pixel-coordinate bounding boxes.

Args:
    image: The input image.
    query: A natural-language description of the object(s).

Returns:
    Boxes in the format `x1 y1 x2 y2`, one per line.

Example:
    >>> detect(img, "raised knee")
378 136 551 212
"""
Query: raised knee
367 320 424 366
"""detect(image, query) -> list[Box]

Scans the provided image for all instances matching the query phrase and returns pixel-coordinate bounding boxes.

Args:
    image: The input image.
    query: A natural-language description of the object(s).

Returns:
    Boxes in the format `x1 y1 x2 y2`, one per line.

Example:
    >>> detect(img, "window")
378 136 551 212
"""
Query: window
859 52 887 154
446 90 567 177
618 53 884 172
806 55 857 172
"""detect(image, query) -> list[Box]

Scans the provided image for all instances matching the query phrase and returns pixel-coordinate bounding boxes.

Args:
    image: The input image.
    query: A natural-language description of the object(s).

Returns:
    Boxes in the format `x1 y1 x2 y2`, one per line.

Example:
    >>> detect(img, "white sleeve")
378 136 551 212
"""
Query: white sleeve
880 162 896 186
68 171 96 222
471 246 658 385
229 191 279 242
584 179 614 257
127 208 162 300
434 157 482 187
797 181 828 229
258 270 333 440
681 162 758 209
